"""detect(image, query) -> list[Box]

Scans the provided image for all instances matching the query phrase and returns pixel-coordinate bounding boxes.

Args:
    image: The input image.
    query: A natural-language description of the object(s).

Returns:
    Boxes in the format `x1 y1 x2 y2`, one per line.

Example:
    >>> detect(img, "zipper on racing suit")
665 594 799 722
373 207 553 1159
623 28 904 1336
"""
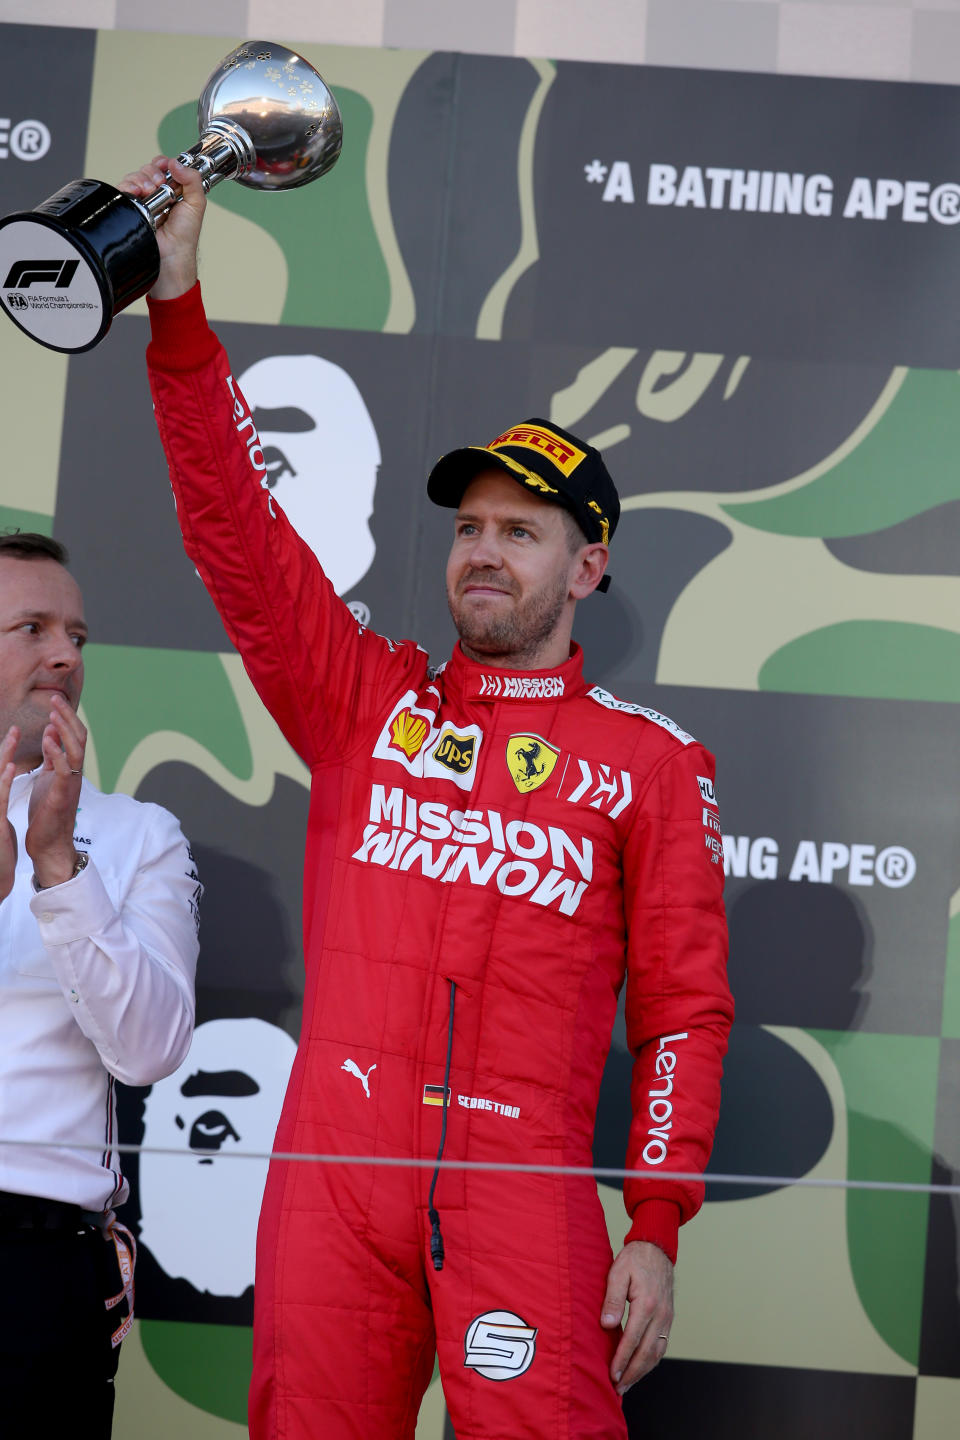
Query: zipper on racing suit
427 979 457 1271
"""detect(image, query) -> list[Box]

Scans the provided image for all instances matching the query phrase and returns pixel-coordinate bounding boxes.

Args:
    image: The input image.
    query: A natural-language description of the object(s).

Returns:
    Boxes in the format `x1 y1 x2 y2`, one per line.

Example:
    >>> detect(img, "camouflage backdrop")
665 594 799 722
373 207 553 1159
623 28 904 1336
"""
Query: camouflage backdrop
1 22 958 1440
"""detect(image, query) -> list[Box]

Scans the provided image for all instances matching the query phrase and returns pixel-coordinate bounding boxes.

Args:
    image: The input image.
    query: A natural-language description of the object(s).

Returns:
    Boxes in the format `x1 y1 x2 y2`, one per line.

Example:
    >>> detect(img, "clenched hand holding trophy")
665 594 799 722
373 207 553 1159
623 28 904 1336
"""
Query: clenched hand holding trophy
0 42 342 352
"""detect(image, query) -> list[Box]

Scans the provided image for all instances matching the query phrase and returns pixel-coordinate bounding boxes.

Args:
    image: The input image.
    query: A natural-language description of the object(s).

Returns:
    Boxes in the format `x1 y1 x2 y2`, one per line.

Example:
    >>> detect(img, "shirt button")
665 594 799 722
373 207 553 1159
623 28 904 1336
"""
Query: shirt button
40 912 55 924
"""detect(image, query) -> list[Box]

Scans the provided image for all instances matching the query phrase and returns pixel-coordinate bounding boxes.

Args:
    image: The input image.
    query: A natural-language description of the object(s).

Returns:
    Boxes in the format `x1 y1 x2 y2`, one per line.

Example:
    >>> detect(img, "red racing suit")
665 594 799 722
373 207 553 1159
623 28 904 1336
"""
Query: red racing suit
146 284 733 1440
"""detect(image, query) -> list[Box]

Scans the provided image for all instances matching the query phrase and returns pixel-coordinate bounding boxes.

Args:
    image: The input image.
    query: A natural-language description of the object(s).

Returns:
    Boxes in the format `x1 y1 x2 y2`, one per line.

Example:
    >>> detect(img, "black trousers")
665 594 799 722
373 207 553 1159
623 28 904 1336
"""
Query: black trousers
0 1190 124 1440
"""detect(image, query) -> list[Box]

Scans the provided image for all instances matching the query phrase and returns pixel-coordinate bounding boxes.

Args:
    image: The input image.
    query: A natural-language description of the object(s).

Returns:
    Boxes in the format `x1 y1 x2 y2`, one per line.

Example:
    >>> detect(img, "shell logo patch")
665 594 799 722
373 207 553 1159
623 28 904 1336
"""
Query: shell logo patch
506 734 559 794
389 708 429 759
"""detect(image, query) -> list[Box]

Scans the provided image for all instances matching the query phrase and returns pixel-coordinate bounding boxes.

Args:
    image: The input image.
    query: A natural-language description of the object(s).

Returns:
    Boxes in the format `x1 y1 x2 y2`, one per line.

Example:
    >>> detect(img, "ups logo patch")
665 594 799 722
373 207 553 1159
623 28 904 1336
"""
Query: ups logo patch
506 734 559 794
432 729 476 775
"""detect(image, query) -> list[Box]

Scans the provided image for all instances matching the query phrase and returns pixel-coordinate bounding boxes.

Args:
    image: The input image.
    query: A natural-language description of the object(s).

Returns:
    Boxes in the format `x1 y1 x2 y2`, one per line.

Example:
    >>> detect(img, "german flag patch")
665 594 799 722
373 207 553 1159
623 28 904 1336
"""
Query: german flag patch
423 1084 451 1106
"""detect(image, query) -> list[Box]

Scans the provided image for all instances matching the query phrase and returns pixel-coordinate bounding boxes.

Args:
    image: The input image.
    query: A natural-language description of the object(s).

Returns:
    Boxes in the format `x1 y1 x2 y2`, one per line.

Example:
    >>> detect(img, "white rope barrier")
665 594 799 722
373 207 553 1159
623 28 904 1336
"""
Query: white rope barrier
1 1136 956 1195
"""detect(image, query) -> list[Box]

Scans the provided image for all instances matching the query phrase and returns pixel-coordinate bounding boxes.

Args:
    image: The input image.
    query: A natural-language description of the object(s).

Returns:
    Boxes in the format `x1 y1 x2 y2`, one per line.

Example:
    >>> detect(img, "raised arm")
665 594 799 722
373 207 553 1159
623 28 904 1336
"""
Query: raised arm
24 697 199 1086
120 159 423 767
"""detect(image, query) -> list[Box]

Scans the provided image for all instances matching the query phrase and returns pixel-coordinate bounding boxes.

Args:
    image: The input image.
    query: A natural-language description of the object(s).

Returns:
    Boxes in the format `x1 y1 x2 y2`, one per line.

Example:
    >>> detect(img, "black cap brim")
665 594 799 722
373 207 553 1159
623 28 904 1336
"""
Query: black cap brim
427 446 560 509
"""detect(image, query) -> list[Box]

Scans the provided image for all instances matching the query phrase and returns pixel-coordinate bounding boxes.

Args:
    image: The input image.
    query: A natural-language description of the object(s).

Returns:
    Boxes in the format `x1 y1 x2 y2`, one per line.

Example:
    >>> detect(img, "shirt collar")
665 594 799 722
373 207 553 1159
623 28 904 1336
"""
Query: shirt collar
443 642 587 704
11 763 43 787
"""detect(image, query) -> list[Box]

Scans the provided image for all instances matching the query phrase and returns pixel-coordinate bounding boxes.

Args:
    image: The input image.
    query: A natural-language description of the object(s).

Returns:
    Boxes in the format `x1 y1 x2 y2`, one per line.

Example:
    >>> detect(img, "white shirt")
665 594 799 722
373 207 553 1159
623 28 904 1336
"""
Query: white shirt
0 769 199 1211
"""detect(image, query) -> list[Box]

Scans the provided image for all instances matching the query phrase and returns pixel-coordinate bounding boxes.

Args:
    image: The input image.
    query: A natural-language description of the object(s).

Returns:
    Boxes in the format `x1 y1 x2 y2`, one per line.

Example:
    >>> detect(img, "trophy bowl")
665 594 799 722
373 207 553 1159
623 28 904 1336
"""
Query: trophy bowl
0 42 343 354
197 43 342 191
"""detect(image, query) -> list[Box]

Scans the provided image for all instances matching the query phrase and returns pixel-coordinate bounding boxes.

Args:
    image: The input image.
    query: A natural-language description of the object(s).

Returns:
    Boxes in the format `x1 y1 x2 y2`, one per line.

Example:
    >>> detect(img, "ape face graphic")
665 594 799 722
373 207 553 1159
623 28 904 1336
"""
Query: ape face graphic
238 353 381 597
139 1018 296 1297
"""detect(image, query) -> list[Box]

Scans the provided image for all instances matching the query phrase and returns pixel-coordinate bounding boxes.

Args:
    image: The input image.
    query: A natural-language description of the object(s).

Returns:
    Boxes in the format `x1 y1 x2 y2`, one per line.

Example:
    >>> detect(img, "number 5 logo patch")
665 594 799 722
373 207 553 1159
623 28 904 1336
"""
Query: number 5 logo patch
463 1309 538 1381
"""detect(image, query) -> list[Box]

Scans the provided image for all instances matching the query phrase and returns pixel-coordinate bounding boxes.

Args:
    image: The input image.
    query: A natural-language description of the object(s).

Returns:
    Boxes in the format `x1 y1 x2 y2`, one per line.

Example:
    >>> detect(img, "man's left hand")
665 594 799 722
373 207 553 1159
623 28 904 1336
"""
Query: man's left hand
25 694 86 889
600 1240 674 1395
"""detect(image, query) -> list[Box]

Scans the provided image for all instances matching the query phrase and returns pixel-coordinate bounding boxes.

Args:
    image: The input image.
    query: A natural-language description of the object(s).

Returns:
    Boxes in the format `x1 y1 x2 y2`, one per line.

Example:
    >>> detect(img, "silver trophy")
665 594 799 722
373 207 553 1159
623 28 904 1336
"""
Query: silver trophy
0 42 342 353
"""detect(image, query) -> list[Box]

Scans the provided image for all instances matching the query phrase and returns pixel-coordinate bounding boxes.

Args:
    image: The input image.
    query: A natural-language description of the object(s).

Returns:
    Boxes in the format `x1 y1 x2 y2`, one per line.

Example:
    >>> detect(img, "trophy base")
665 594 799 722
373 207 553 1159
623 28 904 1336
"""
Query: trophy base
0 179 160 353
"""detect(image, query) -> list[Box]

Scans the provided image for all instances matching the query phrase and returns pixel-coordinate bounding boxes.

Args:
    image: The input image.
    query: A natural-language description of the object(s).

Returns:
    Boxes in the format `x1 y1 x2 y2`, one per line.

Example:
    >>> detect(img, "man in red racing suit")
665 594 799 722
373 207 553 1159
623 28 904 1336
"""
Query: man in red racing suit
130 156 732 1440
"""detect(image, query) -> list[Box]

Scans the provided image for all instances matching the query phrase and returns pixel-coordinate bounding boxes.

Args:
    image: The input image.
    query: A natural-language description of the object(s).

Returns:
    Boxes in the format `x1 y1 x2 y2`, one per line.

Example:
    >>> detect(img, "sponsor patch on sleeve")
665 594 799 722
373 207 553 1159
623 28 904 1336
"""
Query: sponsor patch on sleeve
697 775 718 806
586 686 696 745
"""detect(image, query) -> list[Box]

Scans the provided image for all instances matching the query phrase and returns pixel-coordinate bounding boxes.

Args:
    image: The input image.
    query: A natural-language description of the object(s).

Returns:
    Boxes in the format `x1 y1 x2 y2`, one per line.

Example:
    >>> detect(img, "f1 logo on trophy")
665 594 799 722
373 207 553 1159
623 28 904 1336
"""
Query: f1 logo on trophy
0 42 342 353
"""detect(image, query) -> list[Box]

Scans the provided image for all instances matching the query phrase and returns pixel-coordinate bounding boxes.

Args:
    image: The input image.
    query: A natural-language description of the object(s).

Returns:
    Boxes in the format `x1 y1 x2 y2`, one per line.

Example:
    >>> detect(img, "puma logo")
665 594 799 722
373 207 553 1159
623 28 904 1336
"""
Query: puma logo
341 1058 377 1098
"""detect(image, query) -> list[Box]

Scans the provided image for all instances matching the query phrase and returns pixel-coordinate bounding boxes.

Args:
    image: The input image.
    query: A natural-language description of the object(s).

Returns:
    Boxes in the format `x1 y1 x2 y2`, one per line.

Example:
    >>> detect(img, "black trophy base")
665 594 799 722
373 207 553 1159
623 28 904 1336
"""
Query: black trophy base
0 179 160 353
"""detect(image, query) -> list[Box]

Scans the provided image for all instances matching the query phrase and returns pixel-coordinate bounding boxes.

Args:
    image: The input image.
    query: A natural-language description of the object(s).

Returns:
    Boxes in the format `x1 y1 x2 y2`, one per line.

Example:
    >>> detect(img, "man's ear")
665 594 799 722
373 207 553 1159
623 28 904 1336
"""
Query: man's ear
570 544 609 599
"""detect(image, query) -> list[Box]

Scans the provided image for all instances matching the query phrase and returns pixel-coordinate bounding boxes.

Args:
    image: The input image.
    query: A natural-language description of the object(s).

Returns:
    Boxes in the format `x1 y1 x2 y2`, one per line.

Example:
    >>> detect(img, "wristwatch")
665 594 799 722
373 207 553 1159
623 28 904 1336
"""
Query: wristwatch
32 850 89 892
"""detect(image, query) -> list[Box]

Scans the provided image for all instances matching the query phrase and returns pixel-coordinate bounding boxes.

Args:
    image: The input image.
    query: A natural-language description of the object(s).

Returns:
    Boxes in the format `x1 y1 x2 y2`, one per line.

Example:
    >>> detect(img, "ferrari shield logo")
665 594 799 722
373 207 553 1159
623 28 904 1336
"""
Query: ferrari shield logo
506 735 559 794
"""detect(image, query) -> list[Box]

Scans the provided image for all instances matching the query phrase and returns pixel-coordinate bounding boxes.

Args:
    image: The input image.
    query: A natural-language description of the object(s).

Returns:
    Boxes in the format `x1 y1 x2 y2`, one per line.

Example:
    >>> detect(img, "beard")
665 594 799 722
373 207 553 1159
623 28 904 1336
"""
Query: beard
448 568 570 668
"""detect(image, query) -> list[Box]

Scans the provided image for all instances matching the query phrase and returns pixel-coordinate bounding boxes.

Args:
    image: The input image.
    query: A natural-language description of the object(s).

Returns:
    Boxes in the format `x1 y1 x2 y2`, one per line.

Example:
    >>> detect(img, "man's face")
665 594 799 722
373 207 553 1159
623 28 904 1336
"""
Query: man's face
446 469 580 667
0 558 86 768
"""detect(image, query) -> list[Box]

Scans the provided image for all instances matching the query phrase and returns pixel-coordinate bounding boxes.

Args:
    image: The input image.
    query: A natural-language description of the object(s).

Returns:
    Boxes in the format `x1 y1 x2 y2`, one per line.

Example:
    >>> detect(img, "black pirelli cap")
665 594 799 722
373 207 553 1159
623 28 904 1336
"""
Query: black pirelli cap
427 418 620 592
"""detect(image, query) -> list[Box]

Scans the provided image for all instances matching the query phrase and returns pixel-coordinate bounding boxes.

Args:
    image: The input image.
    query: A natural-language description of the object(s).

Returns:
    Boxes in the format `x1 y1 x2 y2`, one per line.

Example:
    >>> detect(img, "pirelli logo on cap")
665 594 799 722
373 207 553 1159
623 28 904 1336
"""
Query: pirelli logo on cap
423 1084 451 1107
488 425 587 473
